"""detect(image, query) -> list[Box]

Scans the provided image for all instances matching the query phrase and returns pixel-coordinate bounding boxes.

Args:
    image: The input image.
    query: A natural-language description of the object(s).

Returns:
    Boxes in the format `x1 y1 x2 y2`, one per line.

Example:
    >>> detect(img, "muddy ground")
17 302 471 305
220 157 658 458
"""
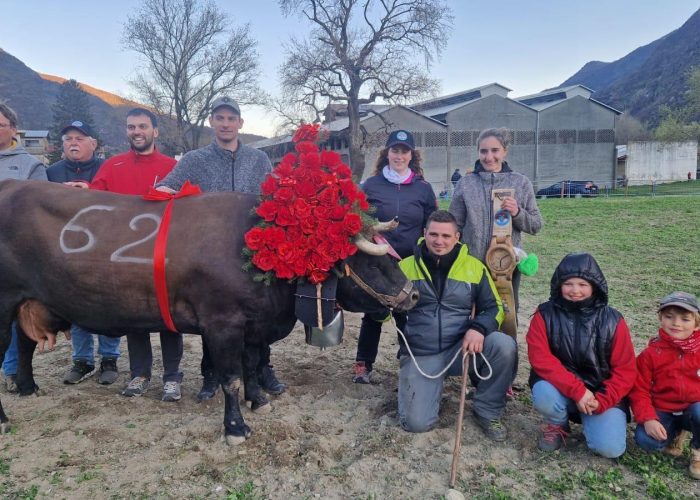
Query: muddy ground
0 292 698 499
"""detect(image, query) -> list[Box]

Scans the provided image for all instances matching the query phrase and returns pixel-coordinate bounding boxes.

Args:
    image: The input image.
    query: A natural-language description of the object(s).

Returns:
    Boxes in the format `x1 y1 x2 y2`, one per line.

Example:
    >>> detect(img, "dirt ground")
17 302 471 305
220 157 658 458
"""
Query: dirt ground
0 292 697 499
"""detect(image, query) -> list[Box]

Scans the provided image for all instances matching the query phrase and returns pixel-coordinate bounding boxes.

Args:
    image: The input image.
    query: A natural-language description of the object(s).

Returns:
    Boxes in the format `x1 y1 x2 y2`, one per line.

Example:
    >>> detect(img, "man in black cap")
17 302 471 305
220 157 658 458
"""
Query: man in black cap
156 96 283 401
46 121 122 385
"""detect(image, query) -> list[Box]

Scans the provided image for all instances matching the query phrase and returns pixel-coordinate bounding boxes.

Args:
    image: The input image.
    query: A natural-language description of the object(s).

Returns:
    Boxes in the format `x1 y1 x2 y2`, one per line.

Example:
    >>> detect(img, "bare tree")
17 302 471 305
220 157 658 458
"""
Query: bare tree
122 0 262 152
279 0 453 178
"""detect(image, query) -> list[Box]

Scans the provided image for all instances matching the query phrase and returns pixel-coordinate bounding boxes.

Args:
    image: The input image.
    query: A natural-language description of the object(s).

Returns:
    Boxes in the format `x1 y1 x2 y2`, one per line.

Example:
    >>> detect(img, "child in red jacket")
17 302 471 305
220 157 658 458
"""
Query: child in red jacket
630 291 700 480
526 253 637 458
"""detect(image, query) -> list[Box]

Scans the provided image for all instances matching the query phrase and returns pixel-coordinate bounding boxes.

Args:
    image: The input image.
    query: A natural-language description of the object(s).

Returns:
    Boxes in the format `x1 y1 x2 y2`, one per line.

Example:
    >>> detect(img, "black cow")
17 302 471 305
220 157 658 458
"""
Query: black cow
0 179 418 444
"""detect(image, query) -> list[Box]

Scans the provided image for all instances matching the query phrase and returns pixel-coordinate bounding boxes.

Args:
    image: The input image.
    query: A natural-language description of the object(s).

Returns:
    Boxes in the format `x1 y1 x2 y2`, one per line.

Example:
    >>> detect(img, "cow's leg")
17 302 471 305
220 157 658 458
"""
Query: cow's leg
15 323 38 396
0 314 13 431
203 329 251 445
243 341 270 413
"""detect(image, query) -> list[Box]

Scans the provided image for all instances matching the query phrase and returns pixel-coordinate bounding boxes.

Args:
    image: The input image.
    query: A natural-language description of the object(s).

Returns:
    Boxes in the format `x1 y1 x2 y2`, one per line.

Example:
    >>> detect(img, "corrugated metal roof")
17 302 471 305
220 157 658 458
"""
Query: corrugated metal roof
20 130 49 138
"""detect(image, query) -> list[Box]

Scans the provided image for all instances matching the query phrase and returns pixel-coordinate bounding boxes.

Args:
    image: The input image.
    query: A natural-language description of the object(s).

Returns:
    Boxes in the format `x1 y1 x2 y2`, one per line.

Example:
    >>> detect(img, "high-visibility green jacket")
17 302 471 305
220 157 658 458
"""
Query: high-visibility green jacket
399 241 504 356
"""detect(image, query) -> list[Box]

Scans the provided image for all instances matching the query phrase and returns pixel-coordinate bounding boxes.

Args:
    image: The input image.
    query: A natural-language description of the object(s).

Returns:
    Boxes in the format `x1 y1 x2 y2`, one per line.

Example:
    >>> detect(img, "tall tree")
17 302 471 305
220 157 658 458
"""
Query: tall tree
279 0 453 179
122 0 262 152
48 79 98 163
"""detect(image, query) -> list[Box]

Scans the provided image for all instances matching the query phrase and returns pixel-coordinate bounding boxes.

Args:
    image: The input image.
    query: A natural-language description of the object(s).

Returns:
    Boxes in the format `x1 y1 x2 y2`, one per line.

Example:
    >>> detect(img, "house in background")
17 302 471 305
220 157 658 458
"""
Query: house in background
249 83 621 192
18 130 52 164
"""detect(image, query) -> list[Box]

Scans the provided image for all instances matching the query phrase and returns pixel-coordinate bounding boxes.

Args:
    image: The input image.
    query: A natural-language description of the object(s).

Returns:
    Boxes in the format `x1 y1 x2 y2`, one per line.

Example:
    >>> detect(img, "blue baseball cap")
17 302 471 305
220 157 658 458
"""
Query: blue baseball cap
60 120 94 138
386 130 415 150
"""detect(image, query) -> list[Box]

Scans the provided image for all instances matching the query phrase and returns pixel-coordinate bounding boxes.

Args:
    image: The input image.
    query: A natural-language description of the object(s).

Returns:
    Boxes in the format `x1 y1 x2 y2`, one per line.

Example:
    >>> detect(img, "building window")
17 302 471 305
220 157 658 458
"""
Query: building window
557 130 576 144
596 129 614 143
425 131 448 147
538 130 556 145
515 130 535 145
24 139 41 148
577 130 596 143
450 131 470 147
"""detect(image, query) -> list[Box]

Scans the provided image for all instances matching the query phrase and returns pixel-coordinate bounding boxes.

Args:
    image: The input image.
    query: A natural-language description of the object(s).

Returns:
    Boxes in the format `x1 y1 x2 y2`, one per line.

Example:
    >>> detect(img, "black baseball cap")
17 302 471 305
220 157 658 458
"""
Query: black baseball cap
211 96 240 115
60 120 94 138
386 130 415 150
658 291 699 313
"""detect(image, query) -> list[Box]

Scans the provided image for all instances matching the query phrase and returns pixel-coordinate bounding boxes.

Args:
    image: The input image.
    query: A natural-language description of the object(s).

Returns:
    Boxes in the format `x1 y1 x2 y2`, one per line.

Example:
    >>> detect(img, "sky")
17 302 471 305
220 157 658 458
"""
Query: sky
2 1 699 137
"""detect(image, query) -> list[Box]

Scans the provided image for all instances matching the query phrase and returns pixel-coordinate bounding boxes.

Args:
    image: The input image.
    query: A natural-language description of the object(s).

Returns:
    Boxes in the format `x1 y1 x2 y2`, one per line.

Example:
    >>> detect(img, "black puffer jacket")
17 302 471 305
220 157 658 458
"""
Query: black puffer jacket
529 253 621 393
46 156 103 183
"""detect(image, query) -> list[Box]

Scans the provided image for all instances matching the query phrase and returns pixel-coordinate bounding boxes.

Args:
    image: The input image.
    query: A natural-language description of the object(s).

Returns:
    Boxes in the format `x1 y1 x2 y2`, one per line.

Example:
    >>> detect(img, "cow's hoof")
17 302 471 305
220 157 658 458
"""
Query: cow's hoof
251 400 272 414
18 383 39 397
0 422 9 434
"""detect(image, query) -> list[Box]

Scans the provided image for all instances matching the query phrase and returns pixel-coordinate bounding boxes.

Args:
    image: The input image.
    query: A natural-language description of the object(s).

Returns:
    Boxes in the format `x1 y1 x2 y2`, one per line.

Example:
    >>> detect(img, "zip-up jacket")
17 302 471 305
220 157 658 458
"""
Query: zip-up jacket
362 173 437 258
47 155 103 183
90 148 176 195
449 161 542 261
0 143 47 181
399 241 504 356
526 253 637 413
629 328 700 423
157 141 271 194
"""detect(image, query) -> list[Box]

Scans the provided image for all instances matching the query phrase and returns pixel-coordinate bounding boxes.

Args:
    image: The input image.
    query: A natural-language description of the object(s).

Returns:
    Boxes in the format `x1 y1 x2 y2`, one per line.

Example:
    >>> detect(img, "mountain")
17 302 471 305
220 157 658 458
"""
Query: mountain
0 49 265 153
559 8 700 124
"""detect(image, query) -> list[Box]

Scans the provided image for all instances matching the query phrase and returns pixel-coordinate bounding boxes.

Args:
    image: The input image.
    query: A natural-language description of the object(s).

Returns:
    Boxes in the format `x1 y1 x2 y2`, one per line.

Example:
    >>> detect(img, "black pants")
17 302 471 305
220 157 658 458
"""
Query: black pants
355 311 406 370
200 338 271 378
127 332 183 383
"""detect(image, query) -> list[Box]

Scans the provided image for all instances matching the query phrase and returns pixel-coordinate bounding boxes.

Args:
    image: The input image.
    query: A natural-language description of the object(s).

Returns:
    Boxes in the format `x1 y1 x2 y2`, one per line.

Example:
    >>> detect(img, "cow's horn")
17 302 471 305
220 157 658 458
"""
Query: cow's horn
372 218 399 233
354 234 389 256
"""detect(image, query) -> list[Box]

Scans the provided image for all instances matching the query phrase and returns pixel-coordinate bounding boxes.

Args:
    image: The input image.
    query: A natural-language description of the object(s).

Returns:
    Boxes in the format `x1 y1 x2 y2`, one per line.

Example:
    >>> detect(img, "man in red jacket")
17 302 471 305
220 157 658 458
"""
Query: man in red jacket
71 108 184 402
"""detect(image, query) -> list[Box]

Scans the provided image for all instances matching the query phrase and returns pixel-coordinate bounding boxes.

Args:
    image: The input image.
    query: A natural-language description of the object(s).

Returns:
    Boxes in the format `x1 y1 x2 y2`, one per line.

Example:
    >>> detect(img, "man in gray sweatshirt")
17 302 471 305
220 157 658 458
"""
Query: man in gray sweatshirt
0 102 47 392
156 96 283 401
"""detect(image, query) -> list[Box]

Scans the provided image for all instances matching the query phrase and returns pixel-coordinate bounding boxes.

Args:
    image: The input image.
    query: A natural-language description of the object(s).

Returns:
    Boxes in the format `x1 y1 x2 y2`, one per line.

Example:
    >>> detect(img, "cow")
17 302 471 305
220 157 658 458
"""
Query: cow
0 179 418 444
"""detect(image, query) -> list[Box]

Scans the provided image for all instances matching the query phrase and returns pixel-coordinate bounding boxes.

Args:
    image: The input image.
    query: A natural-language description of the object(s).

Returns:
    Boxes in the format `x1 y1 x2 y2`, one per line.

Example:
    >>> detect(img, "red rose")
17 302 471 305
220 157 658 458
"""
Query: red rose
260 175 278 196
275 160 295 178
252 249 277 271
295 180 319 198
328 205 348 220
285 224 303 241
318 186 340 206
342 212 362 234
275 205 298 226
279 153 297 168
256 200 278 221
273 187 295 204
320 150 342 168
334 163 352 178
244 227 266 251
309 269 328 284
291 198 312 218
299 152 321 170
357 192 369 211
295 141 318 154
292 123 320 143
262 226 286 246
277 242 297 263
275 262 295 280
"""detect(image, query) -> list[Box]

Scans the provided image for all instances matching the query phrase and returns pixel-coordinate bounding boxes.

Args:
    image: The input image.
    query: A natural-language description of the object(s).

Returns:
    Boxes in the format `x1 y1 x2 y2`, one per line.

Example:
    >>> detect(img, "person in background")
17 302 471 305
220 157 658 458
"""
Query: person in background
526 252 637 458
351 129 437 384
450 168 462 188
47 120 121 385
0 102 47 392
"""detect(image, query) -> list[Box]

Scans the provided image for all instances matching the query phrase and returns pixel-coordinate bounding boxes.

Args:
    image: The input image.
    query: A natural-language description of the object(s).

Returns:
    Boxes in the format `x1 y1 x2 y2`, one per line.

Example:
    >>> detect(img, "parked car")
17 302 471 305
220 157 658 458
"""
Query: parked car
537 180 599 198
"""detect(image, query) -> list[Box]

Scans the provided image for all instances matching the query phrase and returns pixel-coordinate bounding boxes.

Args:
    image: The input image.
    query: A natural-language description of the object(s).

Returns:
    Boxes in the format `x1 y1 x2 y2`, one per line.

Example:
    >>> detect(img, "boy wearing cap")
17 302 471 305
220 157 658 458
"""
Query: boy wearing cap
47 120 122 386
630 291 700 479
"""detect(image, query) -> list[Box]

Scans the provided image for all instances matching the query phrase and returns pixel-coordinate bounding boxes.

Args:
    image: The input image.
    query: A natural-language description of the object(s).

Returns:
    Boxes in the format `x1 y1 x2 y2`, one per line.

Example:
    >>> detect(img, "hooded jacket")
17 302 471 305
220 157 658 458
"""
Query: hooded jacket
399 240 504 356
630 328 700 422
449 160 542 261
361 171 437 258
46 155 104 183
526 253 637 413
0 143 47 181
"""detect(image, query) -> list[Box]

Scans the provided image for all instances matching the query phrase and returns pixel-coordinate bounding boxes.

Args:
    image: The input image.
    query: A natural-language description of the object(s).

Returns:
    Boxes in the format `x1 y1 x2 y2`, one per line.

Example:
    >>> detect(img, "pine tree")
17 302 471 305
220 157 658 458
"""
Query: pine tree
47 79 98 163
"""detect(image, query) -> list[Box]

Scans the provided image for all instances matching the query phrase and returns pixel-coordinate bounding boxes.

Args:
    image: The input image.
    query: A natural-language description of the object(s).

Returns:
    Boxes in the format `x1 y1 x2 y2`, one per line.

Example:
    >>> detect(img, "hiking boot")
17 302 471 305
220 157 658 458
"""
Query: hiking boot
97 358 119 385
162 381 182 402
63 360 96 384
122 376 150 397
690 448 700 480
197 376 219 401
4 374 17 393
258 365 286 395
663 430 690 457
473 412 508 442
352 361 372 384
537 423 570 452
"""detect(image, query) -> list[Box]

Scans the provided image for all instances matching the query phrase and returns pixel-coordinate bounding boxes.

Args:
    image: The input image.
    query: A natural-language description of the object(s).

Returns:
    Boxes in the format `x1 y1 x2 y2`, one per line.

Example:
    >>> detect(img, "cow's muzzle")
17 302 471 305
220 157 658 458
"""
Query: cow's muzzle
343 264 419 312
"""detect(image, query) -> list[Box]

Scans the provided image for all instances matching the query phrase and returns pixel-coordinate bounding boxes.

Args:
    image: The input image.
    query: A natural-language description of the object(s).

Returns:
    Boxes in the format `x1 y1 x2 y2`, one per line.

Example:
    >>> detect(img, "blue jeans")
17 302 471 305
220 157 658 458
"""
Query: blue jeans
1 322 19 376
532 380 627 458
71 325 121 365
635 403 700 451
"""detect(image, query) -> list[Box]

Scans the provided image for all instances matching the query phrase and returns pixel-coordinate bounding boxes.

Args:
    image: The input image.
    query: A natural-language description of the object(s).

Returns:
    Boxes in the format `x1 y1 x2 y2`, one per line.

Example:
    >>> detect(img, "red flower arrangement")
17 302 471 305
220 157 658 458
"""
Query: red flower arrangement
244 123 370 284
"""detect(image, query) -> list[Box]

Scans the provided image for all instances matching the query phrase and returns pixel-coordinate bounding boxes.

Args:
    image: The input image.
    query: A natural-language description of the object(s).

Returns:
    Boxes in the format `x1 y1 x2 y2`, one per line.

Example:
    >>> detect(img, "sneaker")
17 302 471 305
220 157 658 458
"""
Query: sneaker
122 376 150 397
162 381 182 402
537 423 570 452
352 361 372 384
63 360 96 384
663 430 690 457
4 374 17 393
197 376 218 401
97 358 119 385
258 365 287 395
690 448 700 480
473 412 508 442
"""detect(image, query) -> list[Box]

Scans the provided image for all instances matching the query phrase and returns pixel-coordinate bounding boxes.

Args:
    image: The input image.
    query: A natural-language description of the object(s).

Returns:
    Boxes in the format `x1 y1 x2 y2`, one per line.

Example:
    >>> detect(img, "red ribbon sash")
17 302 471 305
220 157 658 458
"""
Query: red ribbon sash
142 181 202 332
